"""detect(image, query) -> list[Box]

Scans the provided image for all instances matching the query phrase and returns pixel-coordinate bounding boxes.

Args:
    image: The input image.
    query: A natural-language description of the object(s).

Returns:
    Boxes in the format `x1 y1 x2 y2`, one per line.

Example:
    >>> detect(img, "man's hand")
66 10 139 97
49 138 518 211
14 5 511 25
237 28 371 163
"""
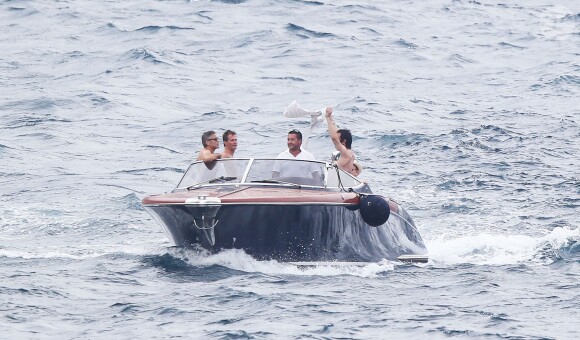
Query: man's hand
325 107 333 118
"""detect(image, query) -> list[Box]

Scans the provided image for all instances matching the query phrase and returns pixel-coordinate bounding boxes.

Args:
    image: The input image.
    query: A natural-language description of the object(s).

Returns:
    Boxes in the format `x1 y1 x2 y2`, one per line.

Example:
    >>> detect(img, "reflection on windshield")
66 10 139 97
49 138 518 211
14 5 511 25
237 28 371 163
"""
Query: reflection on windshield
246 159 325 186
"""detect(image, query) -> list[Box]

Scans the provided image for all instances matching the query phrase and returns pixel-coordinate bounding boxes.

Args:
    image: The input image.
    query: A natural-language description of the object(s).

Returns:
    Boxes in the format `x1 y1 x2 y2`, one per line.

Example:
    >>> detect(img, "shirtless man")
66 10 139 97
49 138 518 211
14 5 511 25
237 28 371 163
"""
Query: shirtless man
221 130 238 159
196 130 222 162
325 107 359 176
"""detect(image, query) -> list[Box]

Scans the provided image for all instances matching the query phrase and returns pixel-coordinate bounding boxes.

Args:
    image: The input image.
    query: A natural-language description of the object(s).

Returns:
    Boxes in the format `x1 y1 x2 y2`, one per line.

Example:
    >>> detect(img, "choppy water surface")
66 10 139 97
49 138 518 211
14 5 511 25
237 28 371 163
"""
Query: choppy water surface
1 0 578 338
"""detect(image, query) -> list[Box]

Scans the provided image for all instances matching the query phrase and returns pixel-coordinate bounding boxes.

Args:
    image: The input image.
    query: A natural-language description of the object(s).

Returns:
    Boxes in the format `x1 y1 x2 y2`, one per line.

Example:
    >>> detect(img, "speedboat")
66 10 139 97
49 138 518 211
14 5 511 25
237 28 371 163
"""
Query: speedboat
142 158 428 263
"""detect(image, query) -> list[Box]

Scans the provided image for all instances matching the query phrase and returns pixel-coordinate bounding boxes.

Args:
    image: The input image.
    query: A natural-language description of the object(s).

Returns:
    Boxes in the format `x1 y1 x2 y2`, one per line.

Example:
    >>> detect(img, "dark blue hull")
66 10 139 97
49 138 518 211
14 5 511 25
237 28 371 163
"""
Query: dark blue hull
145 203 427 262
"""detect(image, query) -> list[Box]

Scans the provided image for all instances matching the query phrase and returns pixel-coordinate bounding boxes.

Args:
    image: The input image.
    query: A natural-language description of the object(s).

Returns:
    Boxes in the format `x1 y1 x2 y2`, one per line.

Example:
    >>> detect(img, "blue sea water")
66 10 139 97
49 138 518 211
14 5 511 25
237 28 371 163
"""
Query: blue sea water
1 0 578 338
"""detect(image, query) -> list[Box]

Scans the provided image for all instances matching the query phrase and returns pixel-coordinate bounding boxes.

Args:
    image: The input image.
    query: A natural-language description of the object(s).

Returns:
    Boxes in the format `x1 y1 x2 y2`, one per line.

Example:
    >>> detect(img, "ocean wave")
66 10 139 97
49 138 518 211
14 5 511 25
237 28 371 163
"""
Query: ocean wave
395 38 419 49
121 47 184 66
548 74 580 85
261 76 306 82
498 42 525 49
6 6 38 16
141 248 397 278
368 132 430 149
449 109 469 115
115 167 185 175
1 110 71 129
231 30 274 48
134 25 195 32
144 145 181 154
0 249 92 260
471 124 514 136
425 226 579 265
449 53 476 64
460 138 499 152
113 192 144 211
292 0 324 6
212 0 248 4
286 23 334 39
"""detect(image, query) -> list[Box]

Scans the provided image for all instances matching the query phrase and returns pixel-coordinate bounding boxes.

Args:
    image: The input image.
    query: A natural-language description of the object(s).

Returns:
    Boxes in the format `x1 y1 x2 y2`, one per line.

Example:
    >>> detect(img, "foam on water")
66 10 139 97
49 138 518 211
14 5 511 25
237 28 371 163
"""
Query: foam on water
163 248 397 278
425 226 579 265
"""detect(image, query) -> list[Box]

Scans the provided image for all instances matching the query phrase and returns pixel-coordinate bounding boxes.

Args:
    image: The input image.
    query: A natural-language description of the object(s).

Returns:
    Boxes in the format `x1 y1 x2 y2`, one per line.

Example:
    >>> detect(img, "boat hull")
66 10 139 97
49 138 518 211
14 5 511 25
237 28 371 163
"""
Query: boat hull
144 202 427 262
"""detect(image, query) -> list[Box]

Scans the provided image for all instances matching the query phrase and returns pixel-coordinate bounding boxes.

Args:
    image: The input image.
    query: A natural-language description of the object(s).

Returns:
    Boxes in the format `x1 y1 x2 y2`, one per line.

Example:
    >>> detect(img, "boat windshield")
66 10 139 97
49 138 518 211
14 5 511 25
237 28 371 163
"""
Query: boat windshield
176 159 250 189
246 159 326 186
176 158 362 189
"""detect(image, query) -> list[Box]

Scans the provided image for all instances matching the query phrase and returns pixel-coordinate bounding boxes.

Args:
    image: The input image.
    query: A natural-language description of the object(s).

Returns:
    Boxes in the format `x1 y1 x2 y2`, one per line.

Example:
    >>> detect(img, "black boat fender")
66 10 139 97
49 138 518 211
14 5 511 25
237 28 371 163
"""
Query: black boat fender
359 194 390 227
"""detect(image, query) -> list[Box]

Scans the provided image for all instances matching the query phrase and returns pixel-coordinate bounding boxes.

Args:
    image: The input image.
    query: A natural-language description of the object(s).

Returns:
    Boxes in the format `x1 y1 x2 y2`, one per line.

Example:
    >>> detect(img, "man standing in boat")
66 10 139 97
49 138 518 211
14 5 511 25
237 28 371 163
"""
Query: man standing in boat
273 129 319 180
325 107 361 176
221 130 238 159
196 130 222 162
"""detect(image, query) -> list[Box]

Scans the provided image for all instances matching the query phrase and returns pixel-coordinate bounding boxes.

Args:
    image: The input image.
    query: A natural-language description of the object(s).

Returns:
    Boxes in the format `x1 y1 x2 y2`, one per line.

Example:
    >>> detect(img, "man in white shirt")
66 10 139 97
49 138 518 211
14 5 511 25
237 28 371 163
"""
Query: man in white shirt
273 129 320 180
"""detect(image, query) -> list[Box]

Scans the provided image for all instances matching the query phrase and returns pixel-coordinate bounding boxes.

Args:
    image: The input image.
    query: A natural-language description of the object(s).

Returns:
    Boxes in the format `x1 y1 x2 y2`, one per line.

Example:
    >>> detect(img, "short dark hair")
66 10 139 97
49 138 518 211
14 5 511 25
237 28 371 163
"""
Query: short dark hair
288 129 302 140
201 130 216 147
223 130 236 142
338 129 352 149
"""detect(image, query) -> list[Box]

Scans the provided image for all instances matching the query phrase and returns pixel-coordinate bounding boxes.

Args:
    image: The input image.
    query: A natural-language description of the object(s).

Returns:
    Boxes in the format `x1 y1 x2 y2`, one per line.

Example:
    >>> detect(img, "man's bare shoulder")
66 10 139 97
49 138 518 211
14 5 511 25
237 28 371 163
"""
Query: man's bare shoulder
340 149 355 161
198 148 216 161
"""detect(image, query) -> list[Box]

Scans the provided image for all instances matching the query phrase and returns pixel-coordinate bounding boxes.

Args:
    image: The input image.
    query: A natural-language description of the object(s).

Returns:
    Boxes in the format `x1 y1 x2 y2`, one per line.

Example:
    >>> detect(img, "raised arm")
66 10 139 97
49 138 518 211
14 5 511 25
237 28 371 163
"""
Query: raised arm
325 107 348 154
